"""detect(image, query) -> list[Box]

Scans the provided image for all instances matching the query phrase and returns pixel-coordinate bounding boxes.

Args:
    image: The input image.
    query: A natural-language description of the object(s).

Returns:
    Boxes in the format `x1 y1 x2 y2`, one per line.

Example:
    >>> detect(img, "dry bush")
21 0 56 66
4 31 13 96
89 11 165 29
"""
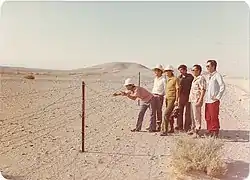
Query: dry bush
24 74 35 80
169 135 227 179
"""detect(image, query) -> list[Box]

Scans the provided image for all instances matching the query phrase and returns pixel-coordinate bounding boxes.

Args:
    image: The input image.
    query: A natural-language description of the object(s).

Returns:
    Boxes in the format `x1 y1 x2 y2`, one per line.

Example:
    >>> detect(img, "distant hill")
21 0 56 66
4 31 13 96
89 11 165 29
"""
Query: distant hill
74 62 150 72
72 62 151 76
0 66 66 73
0 62 151 76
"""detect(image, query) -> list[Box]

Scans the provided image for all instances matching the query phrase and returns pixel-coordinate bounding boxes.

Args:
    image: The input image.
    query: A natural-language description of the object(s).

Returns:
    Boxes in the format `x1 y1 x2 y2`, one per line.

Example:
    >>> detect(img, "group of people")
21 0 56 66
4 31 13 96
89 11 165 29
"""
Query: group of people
113 60 226 138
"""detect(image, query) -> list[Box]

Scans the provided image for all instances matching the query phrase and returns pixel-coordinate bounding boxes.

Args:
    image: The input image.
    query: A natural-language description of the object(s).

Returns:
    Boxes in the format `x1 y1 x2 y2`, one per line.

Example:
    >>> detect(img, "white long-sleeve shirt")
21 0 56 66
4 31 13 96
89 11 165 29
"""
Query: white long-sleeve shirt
152 76 166 95
205 71 226 103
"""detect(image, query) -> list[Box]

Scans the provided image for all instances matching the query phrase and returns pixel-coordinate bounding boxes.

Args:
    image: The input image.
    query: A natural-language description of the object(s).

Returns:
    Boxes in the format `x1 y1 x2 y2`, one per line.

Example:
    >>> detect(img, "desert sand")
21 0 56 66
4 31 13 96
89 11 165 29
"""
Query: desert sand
0 62 249 180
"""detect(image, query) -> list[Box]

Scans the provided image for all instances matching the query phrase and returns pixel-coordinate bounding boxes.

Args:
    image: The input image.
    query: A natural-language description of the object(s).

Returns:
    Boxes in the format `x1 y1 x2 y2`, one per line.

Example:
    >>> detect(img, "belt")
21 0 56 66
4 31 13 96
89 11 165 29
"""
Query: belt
153 94 164 96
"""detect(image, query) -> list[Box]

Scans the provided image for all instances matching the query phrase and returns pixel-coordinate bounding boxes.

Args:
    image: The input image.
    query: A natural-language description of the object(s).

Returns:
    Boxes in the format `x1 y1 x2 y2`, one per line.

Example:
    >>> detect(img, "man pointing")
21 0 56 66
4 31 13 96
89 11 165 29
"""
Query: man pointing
113 78 157 132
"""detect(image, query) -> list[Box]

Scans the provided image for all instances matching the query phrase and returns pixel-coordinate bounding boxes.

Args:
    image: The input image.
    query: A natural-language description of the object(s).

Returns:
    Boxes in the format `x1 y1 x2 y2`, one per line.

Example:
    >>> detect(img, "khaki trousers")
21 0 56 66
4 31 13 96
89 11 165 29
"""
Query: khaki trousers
190 102 202 131
161 98 175 133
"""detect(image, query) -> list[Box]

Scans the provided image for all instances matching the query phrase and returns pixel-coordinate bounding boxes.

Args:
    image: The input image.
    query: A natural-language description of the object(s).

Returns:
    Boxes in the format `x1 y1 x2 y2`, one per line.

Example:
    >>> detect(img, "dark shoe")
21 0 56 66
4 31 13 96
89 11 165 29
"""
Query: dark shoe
195 128 201 133
148 129 157 133
160 132 168 136
187 130 194 135
156 127 161 132
146 127 150 131
204 130 212 137
175 126 184 131
168 129 174 133
195 129 201 136
185 127 192 132
131 128 140 132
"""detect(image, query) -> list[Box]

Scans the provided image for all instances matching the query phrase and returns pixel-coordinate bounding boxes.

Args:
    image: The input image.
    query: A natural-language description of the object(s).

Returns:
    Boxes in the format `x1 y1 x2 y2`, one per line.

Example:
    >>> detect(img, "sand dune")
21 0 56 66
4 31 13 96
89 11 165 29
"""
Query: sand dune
225 77 249 93
0 63 249 180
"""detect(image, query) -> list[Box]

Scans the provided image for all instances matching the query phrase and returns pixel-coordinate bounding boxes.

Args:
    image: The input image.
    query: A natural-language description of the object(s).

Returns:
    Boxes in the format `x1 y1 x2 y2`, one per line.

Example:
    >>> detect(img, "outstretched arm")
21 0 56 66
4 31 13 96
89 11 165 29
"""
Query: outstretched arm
126 93 137 100
113 92 121 96
112 91 126 97
113 91 137 101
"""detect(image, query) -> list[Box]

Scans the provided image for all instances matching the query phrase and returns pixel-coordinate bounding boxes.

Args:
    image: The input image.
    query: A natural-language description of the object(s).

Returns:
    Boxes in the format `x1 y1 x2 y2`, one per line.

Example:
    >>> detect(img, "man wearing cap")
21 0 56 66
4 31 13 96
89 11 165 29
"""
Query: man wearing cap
177 64 194 132
151 64 166 131
205 60 225 137
160 65 180 136
113 78 157 132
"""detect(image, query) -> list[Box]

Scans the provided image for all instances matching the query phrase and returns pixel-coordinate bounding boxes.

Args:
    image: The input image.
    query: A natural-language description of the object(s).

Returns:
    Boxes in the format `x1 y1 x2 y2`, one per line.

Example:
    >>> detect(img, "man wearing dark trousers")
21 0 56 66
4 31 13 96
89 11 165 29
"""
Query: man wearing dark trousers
176 64 194 132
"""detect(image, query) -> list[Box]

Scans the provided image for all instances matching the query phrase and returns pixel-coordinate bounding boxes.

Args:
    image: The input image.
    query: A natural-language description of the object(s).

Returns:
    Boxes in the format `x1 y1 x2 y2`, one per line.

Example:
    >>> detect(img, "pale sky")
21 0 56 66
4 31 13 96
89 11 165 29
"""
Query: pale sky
0 1 249 77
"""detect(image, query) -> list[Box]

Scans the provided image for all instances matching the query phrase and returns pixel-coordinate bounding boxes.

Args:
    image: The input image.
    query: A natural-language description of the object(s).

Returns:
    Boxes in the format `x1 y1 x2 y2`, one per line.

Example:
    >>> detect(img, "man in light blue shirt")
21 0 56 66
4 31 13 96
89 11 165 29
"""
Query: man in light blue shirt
205 60 226 138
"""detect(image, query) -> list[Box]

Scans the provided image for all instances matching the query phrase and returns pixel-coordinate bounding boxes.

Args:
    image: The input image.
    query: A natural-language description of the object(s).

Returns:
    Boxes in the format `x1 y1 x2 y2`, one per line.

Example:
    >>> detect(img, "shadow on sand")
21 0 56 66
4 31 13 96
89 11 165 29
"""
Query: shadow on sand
221 160 249 180
1 174 25 180
199 129 249 143
219 129 249 143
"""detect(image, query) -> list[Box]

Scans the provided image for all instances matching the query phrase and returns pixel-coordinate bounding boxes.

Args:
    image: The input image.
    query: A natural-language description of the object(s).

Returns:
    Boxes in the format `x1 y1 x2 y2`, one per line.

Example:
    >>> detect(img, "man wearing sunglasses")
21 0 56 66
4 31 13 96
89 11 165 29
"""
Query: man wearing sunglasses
188 64 206 136
205 60 225 138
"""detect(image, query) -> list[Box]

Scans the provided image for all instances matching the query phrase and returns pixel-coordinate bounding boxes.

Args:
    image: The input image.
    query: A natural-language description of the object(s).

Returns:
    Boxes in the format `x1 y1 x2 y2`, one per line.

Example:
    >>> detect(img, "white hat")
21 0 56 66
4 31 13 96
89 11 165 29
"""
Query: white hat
123 78 135 86
0 172 8 180
164 65 174 71
152 64 164 72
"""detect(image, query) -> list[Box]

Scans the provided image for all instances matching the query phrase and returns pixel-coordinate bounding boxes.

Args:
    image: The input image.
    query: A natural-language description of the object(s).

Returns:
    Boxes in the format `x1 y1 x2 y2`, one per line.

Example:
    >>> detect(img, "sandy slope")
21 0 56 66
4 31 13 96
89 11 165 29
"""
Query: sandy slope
0 65 249 180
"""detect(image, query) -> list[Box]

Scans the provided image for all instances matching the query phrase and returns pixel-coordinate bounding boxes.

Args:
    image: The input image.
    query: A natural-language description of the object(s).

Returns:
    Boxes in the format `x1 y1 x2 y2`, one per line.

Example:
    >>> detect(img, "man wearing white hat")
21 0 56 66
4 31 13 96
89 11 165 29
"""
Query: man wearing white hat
161 65 180 136
113 78 157 132
0 171 8 180
151 64 166 131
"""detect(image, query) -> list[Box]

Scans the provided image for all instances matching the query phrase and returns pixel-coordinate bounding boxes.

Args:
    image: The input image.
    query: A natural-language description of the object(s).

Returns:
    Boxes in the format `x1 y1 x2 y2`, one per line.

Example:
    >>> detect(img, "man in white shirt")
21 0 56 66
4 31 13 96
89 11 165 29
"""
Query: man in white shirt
205 60 225 138
151 64 166 131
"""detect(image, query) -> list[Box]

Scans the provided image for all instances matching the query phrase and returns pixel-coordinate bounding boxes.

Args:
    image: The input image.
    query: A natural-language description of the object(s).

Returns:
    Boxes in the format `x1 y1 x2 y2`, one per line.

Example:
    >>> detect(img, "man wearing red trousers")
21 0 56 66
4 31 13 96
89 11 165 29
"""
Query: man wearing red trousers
205 60 225 138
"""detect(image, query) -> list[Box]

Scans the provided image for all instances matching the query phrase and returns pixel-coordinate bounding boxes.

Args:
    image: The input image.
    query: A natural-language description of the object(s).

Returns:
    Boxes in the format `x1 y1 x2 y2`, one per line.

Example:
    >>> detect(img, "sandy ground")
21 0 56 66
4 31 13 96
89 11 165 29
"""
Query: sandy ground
0 65 249 180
